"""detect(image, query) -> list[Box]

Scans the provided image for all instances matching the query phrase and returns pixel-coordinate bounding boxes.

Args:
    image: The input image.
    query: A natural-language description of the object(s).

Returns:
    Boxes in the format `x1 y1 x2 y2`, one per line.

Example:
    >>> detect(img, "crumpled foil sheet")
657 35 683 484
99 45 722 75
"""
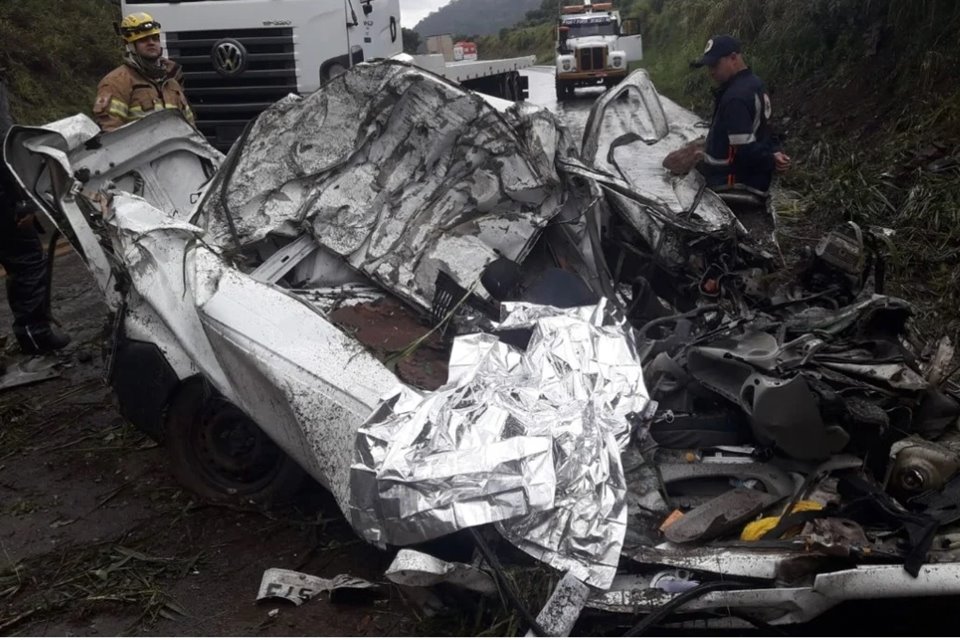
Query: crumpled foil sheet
349 301 650 588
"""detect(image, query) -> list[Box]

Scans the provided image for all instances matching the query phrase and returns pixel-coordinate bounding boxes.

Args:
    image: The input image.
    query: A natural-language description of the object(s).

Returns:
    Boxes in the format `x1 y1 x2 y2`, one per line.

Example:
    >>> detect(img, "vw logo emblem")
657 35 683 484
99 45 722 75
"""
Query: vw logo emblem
212 38 247 77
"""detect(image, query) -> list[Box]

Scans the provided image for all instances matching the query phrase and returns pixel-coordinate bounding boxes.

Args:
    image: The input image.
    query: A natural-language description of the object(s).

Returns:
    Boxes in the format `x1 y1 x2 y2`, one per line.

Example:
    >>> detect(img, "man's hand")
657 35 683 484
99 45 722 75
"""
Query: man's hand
774 151 792 173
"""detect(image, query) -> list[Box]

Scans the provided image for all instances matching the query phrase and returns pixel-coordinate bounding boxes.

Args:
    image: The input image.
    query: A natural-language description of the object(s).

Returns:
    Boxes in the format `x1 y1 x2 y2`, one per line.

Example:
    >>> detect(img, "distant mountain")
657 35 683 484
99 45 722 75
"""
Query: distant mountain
413 0 542 38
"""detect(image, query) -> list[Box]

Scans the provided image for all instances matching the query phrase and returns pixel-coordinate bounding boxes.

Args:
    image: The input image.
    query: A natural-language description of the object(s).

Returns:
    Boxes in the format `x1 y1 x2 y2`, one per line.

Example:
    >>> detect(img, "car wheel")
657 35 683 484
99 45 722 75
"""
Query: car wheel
164 380 306 507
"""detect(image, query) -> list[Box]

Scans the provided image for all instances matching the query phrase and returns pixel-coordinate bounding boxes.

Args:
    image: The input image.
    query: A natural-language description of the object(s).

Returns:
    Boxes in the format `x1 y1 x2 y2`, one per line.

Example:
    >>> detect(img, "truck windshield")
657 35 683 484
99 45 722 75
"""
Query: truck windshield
567 20 618 38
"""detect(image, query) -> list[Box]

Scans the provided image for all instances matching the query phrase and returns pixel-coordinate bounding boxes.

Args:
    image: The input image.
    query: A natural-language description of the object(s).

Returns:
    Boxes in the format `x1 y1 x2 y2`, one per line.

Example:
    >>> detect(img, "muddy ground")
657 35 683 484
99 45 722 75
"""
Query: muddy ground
4 241 960 638
0 252 418 636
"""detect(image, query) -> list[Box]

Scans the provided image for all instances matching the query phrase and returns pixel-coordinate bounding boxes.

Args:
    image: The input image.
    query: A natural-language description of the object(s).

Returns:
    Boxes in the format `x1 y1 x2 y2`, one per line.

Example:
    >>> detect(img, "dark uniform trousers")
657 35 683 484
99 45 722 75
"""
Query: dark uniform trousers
0 166 48 328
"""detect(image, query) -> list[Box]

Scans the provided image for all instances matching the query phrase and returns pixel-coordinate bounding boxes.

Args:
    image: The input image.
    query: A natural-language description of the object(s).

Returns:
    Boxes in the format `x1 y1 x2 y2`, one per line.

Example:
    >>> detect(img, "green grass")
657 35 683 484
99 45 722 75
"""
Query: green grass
0 0 120 124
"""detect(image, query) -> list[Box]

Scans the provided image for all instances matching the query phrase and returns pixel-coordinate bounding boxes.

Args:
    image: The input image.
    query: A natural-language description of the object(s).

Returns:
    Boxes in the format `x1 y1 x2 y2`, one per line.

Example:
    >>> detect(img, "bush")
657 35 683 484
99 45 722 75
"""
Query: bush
0 0 120 124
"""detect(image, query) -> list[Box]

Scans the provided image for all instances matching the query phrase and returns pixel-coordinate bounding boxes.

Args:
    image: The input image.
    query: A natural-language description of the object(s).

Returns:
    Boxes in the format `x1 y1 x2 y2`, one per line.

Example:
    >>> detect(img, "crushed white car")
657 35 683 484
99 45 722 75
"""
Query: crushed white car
7 62 960 632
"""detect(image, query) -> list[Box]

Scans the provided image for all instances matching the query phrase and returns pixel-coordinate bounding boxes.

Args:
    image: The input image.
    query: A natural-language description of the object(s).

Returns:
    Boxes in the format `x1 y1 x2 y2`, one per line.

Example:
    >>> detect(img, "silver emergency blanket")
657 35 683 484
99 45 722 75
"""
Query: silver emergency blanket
350 301 651 588
197 60 574 310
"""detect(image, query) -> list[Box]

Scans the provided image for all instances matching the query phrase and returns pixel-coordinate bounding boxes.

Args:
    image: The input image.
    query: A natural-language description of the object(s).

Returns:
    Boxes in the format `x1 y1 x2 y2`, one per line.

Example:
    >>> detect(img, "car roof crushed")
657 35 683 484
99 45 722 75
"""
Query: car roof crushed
6 61 960 631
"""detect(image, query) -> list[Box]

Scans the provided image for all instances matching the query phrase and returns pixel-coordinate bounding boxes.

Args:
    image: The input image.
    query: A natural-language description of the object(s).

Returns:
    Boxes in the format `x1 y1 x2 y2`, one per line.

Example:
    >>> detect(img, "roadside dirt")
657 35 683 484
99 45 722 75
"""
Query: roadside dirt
0 253 417 636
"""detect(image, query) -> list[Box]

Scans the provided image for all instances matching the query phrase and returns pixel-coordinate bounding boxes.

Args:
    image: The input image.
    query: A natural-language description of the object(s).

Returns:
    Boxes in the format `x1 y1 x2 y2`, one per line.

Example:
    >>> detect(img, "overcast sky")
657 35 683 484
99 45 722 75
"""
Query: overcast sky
400 0 450 28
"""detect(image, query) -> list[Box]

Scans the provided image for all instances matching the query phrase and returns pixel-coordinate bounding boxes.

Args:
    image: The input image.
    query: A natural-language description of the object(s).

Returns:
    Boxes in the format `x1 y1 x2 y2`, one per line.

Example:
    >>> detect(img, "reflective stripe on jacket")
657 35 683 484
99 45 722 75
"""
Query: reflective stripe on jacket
93 63 194 132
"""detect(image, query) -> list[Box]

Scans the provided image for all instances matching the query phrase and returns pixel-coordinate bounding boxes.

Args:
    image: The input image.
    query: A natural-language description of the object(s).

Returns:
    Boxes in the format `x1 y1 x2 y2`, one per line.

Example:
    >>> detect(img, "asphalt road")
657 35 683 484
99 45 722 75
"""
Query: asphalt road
522 65 606 144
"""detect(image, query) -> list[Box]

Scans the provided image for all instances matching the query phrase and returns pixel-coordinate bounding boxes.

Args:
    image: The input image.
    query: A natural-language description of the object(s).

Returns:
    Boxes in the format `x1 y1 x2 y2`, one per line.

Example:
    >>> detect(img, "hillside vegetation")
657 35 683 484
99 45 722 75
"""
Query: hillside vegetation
635 0 960 338
0 0 119 124
413 0 541 37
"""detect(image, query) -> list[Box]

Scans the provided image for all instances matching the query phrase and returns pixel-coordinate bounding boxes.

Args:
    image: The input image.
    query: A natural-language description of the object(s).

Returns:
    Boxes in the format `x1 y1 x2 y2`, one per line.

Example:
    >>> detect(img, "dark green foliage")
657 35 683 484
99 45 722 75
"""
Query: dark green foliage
0 0 120 124
402 27 422 55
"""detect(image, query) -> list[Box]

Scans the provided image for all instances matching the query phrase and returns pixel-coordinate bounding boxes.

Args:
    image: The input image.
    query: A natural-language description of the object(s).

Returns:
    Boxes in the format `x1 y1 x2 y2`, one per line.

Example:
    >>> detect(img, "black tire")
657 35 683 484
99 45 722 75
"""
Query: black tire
555 78 566 101
324 61 348 81
164 380 306 507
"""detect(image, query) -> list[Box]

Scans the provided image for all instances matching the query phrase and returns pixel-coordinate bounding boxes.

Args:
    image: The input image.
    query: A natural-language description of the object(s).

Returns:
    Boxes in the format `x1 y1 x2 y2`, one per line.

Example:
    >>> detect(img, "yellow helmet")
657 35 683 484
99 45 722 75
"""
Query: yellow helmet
119 13 162 44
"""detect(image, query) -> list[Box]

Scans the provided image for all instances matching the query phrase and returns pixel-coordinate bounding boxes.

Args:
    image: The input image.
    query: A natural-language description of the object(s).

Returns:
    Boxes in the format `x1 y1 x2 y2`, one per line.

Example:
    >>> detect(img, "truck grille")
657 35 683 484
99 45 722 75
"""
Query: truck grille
577 47 606 72
166 27 297 151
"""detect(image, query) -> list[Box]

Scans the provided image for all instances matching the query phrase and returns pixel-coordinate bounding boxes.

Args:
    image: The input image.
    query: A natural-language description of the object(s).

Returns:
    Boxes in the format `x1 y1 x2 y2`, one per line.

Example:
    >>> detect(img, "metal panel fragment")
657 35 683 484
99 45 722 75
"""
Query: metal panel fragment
257 568 377 606
385 549 497 594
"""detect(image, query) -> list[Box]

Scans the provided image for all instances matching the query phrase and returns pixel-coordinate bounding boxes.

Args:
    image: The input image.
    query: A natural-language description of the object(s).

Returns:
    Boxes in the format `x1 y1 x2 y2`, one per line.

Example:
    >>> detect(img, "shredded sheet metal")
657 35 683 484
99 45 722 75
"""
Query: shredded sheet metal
385 549 497 594
533 571 593 637
0 356 60 391
256 568 377 606
198 60 575 311
350 301 650 589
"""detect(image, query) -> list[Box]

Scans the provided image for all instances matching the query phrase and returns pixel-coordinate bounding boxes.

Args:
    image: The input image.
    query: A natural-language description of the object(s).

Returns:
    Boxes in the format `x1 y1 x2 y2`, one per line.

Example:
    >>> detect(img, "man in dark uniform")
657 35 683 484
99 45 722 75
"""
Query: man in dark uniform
0 81 71 355
691 35 791 194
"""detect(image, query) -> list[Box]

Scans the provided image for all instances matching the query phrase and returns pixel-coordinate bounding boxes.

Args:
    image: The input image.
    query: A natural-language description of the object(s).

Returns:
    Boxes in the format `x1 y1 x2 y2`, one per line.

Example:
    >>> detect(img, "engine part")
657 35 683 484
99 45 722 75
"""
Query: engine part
886 436 960 499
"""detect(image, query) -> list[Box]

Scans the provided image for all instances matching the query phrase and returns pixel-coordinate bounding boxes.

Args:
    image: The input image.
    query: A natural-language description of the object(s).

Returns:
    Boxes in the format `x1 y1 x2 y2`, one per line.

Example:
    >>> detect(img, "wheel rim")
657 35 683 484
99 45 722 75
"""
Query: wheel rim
191 398 287 495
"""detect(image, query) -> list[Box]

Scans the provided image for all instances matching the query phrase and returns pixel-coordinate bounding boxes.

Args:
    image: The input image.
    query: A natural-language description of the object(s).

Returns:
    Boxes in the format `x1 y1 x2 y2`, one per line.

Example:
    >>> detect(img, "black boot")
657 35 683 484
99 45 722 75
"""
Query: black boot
13 323 71 355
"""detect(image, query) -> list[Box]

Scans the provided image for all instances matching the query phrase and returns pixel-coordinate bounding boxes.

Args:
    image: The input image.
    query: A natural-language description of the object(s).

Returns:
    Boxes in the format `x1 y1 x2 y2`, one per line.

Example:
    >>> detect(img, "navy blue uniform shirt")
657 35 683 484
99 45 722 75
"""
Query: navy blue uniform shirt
701 68 777 194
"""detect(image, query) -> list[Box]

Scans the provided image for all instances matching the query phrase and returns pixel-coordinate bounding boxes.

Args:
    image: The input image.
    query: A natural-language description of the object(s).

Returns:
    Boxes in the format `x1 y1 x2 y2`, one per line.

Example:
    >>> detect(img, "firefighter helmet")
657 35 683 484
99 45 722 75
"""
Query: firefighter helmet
119 13 162 44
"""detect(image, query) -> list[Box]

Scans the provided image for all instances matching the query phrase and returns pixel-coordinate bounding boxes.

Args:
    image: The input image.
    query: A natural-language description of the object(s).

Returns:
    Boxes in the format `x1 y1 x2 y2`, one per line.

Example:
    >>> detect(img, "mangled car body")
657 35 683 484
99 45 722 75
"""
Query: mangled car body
7 61 960 631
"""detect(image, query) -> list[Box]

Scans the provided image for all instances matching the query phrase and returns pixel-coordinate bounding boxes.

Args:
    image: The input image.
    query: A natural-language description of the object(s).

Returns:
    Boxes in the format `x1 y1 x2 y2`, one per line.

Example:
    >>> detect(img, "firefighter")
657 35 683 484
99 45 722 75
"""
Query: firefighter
93 13 195 132
0 81 71 355
691 35 791 195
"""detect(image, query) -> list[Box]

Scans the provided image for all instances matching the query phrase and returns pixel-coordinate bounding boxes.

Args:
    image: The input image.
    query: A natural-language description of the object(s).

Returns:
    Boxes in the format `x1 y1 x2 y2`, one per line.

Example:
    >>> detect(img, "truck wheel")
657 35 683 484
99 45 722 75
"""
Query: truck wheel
164 380 306 508
323 62 348 81
555 79 566 101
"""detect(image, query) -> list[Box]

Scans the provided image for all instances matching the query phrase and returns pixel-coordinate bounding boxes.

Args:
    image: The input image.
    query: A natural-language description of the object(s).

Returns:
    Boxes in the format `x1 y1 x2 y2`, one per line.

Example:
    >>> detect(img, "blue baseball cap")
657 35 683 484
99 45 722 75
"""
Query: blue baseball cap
691 35 742 68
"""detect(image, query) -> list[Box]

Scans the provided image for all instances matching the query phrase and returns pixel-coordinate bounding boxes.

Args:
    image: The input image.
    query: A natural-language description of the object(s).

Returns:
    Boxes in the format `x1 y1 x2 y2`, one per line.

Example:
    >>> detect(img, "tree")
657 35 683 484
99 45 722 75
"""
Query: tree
402 28 421 55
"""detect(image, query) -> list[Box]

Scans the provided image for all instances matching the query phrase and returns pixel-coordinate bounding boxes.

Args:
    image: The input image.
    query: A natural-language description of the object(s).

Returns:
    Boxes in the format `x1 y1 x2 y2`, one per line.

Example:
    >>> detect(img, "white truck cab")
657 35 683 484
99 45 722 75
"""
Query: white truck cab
121 0 402 149
555 1 642 99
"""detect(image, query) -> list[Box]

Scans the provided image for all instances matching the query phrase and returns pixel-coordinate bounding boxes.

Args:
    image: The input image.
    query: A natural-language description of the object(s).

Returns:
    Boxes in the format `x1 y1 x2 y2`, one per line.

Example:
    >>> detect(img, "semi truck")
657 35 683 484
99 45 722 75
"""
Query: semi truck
554 0 643 100
120 0 533 150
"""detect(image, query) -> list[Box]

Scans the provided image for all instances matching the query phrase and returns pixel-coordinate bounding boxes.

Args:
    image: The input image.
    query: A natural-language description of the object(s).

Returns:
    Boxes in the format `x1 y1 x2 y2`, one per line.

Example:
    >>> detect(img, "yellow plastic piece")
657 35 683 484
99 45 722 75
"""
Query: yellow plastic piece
740 500 823 541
